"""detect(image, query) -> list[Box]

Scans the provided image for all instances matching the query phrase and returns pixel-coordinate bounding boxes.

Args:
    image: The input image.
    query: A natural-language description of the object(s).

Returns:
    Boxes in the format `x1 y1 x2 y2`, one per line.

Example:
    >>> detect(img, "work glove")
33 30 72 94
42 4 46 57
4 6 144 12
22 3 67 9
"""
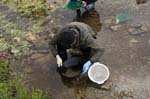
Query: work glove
81 61 92 75
82 1 87 8
56 55 63 67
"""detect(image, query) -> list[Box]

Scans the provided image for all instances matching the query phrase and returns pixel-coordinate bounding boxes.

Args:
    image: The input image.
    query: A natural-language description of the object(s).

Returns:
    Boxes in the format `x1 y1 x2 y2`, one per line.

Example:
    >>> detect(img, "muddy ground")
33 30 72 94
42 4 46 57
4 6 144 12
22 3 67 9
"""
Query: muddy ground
1 0 150 99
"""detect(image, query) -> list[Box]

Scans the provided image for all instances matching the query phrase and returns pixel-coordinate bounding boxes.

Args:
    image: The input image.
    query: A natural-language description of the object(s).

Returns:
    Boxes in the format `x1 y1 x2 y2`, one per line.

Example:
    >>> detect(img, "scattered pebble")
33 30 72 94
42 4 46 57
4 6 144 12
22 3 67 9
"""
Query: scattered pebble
110 25 121 31
11 47 19 54
130 23 142 28
130 38 138 43
25 33 37 43
13 37 21 43
128 25 148 35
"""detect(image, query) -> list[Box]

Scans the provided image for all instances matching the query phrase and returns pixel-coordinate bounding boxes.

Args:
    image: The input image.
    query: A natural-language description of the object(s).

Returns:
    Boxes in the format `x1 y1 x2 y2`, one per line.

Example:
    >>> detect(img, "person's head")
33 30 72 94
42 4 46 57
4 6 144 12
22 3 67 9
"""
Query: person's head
60 28 77 48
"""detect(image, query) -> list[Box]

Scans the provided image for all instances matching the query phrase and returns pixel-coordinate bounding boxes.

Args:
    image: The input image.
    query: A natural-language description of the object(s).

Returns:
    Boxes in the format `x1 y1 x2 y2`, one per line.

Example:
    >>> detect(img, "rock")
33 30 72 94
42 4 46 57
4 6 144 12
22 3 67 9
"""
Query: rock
104 19 113 25
104 18 113 28
13 37 21 43
141 26 148 32
130 38 138 43
110 25 121 31
128 28 135 33
11 47 19 54
130 23 142 28
128 23 148 35
25 33 37 43
49 33 55 38
128 26 148 35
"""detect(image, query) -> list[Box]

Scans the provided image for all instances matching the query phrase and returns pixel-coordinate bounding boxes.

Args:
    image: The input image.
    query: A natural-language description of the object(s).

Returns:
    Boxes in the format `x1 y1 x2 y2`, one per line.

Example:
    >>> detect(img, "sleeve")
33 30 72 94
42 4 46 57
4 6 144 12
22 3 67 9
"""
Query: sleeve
86 35 104 63
83 0 97 4
67 0 71 3
69 0 79 2
49 34 60 57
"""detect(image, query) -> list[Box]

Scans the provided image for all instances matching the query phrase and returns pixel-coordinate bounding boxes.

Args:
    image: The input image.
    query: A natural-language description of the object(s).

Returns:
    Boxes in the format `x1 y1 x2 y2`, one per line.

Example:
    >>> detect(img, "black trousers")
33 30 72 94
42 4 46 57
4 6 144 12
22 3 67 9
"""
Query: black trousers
57 44 91 69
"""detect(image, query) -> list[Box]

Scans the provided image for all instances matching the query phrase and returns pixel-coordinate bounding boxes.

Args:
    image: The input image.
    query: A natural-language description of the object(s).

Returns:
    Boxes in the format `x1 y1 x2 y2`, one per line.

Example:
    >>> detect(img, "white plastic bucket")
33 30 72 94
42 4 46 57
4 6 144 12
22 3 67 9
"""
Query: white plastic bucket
88 62 110 84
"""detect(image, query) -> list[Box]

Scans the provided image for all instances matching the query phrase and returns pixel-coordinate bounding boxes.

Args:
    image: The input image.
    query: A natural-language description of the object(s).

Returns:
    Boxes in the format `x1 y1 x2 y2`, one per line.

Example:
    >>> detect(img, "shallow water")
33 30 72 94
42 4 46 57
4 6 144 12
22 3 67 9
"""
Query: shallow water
6 0 150 98
9 8 102 99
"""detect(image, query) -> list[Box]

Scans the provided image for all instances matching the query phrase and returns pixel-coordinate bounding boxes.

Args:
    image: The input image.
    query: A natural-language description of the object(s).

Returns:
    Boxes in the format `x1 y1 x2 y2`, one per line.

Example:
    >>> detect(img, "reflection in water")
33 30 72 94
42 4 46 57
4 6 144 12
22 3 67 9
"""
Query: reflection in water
136 0 147 4
60 74 88 99
75 9 102 33
59 71 103 99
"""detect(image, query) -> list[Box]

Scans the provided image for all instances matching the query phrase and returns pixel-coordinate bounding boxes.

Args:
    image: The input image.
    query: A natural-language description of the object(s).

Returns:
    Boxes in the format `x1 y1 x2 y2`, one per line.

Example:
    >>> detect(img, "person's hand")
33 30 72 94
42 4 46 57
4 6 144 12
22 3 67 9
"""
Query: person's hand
82 61 92 74
67 0 71 3
82 1 87 8
56 55 63 67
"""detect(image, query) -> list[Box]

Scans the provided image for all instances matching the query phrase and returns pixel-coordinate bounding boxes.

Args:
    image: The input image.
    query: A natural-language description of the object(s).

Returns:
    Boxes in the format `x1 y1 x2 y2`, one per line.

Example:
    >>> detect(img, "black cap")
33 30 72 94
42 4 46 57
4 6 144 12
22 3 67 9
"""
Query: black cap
60 28 76 47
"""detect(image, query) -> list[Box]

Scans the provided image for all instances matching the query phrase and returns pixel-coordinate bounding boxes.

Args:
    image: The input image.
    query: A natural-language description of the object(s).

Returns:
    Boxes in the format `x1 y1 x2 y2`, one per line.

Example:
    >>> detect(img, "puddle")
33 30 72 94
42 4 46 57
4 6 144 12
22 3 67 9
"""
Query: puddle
136 0 147 4
12 9 102 99
76 9 102 33
14 52 91 99
2 0 150 98
7 5 103 99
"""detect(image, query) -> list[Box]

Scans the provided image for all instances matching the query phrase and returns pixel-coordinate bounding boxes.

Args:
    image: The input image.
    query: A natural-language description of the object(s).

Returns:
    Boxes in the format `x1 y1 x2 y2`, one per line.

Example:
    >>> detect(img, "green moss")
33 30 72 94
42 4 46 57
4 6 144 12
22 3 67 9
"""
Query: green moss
0 39 9 51
17 0 48 17
0 60 10 82
1 0 48 17
0 15 32 57
0 59 49 99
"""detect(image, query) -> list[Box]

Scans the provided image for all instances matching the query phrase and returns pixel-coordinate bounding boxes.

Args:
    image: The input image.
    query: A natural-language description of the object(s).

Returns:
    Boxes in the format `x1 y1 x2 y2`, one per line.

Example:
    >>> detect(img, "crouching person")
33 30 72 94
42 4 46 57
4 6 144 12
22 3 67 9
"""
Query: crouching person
49 22 104 76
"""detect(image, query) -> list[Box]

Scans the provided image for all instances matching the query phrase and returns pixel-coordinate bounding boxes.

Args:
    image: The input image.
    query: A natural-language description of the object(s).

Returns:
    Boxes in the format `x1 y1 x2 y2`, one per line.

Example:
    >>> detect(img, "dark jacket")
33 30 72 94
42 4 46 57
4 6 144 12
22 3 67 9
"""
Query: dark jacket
82 0 97 4
49 22 104 63
70 0 97 4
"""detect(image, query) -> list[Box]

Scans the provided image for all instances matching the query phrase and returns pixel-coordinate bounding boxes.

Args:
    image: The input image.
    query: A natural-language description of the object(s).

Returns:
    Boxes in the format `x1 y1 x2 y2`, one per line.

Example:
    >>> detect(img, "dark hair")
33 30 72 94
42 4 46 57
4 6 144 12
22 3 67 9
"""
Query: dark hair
60 28 76 47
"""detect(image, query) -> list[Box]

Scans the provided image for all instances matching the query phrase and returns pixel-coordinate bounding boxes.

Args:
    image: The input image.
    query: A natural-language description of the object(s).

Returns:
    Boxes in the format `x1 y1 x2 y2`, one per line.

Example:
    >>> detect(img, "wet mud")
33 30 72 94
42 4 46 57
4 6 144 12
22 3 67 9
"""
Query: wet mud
76 9 102 33
1 0 150 99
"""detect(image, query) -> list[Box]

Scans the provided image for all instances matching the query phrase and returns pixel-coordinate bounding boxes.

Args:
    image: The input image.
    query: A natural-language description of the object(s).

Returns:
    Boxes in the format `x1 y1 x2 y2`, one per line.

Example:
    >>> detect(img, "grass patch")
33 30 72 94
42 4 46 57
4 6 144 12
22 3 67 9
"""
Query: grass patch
0 59 10 82
0 80 49 99
0 59 49 99
1 0 48 17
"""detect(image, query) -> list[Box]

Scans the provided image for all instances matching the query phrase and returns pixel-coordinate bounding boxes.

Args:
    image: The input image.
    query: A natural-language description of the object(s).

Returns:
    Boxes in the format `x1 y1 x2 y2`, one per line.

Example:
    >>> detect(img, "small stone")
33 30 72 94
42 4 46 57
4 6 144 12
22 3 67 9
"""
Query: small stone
130 23 142 28
25 33 37 43
141 26 148 32
49 33 55 38
128 28 135 33
104 19 112 24
110 25 121 31
104 19 113 28
130 38 138 43
116 19 120 24
128 27 146 35
13 37 21 43
128 24 148 35
11 48 19 54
